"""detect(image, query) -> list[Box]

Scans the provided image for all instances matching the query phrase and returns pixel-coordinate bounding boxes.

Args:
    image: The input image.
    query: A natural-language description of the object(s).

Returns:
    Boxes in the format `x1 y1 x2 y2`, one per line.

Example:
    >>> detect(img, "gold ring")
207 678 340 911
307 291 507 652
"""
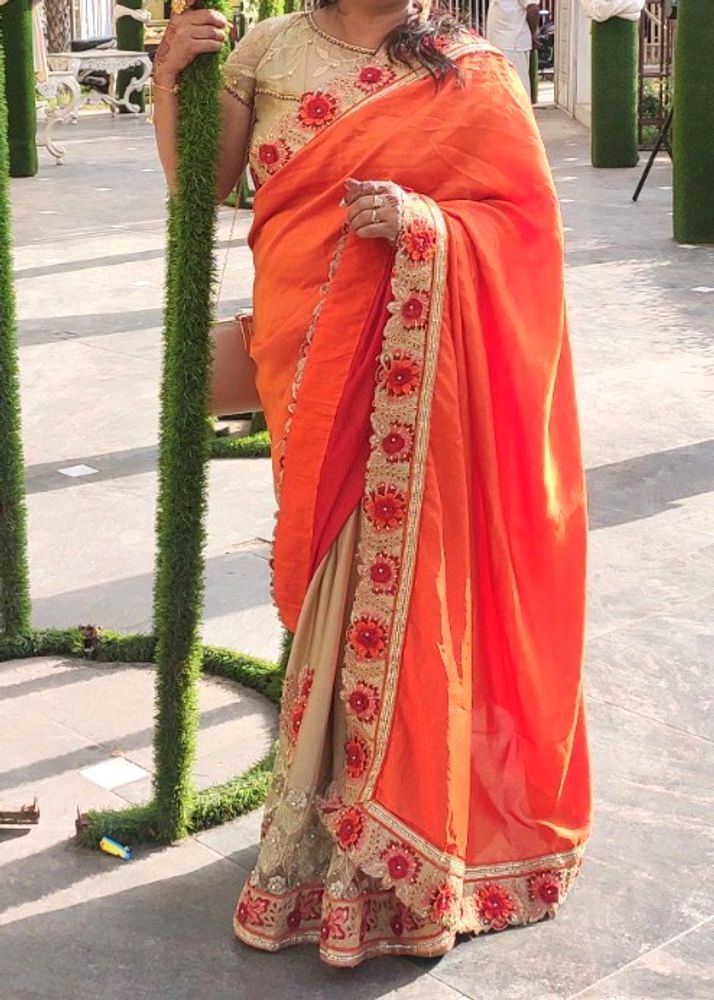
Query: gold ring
172 0 189 14
371 207 378 224
374 194 383 209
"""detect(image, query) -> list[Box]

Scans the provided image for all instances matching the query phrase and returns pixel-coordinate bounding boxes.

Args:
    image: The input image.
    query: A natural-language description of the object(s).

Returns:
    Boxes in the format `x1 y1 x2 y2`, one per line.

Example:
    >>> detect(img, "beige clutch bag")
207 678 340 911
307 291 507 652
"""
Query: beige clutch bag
209 310 262 417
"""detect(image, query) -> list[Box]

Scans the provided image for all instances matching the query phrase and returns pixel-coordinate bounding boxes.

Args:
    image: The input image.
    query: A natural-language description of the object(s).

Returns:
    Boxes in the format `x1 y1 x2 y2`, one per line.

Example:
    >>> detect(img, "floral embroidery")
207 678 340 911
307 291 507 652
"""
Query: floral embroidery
298 90 338 128
343 680 381 723
236 889 271 927
321 906 349 941
381 841 421 883
381 422 414 463
334 806 365 850
476 883 517 930
428 881 456 922
403 220 438 263
527 870 562 905
400 290 430 329
356 64 397 93
378 351 423 397
347 614 389 659
257 139 291 174
344 736 370 778
282 664 316 751
368 552 401 595
363 483 407 530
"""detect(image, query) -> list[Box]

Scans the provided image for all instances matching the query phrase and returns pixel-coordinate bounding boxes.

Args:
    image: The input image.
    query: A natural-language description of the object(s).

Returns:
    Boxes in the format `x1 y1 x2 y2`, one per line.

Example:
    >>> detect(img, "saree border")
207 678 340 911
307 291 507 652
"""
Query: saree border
234 840 585 965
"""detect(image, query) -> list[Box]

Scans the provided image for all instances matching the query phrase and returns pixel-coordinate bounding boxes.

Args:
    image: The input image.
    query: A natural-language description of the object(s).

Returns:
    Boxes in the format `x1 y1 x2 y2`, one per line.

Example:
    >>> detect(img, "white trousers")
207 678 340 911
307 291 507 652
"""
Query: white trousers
502 50 532 97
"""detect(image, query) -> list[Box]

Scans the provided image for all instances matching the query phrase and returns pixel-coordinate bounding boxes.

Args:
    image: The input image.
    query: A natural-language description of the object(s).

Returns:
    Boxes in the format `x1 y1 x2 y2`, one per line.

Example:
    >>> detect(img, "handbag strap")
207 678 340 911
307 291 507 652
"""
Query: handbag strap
215 188 242 308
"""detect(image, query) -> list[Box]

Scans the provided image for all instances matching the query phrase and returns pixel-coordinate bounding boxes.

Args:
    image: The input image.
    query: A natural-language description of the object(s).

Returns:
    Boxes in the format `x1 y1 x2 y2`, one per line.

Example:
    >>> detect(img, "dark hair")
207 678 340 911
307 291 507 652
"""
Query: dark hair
315 1 468 84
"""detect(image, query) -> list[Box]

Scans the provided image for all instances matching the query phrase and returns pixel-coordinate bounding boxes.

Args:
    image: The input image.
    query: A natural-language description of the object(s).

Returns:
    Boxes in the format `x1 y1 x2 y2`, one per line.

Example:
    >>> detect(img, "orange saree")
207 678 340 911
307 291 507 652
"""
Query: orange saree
229 21 590 967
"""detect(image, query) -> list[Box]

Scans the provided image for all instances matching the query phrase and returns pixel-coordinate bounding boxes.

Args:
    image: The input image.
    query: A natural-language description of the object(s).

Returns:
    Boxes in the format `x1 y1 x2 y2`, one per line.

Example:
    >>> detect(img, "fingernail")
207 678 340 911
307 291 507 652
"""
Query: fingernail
338 198 346 208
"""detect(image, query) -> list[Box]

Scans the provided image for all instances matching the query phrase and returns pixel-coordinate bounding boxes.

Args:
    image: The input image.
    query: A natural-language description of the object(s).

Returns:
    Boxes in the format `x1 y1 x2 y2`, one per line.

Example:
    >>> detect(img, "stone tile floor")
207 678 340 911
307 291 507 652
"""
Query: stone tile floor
0 109 712 999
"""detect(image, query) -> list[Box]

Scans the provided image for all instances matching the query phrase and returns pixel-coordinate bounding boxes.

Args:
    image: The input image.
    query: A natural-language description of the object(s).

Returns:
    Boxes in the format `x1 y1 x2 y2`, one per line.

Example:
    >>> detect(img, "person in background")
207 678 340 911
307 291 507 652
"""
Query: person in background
486 0 540 96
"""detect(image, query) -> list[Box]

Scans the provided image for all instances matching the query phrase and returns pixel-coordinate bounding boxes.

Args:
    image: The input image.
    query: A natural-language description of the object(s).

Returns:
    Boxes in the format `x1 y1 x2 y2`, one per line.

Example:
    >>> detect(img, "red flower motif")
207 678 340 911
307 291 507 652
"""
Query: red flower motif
364 483 407 530
381 841 421 883
345 680 381 723
476 883 516 930
378 351 422 398
390 913 404 936
236 891 270 927
381 422 414 464
298 889 322 921
287 907 302 930
402 220 437 263
400 290 430 329
290 699 305 740
347 614 388 659
528 870 562 906
356 64 397 93
344 736 370 778
428 881 455 922
299 667 314 700
369 552 400 595
320 906 349 941
298 91 338 128
257 138 291 174
334 806 365 850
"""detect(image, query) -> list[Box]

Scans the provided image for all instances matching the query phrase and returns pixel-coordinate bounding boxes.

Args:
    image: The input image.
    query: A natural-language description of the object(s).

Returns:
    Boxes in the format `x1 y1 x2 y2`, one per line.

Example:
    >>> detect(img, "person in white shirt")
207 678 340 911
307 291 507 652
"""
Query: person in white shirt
486 0 540 96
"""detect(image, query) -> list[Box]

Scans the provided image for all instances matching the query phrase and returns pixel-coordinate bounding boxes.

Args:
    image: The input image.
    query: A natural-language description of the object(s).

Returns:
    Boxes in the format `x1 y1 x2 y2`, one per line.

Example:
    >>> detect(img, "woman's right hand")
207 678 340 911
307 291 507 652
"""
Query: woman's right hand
153 1 228 87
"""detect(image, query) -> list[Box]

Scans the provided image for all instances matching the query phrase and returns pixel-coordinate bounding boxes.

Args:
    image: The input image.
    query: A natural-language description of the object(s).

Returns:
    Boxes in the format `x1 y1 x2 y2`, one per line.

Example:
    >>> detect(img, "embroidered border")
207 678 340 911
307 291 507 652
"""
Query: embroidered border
234 846 584 966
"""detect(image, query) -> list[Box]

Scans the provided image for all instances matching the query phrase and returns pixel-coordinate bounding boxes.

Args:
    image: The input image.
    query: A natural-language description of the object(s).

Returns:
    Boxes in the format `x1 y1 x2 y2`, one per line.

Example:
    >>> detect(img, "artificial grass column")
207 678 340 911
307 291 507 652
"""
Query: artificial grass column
591 16 639 167
0 44 32 637
0 0 38 177
152 1 230 842
116 0 146 113
673 0 714 244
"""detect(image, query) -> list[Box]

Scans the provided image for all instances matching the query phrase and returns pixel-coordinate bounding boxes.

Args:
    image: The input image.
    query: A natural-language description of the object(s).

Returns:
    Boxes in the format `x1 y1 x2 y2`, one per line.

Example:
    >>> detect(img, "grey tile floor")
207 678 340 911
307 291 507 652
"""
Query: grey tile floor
0 109 712 999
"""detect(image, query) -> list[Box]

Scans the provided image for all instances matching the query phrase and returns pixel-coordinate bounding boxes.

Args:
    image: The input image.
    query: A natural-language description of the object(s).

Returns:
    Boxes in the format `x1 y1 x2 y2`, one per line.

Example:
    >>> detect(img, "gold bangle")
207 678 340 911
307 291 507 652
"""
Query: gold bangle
153 78 179 96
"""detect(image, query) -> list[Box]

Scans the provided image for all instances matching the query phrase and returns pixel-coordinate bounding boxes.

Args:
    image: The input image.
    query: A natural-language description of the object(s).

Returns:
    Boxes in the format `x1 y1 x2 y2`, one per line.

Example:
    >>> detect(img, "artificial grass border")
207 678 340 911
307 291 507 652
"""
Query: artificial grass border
209 430 270 459
0 626 284 848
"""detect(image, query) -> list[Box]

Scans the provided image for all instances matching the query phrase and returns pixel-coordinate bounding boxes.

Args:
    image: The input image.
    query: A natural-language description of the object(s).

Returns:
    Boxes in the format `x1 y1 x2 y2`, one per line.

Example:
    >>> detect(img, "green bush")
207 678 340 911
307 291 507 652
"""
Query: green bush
0 41 31 636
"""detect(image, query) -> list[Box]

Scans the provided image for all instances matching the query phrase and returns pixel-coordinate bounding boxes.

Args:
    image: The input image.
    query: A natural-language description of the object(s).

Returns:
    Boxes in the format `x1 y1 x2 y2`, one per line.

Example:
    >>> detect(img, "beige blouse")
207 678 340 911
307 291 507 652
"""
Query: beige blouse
222 12 409 189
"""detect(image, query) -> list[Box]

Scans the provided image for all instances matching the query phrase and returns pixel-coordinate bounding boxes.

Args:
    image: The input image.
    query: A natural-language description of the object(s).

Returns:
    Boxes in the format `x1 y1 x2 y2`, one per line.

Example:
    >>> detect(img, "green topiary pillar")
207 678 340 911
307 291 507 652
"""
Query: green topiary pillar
152 0 230 841
0 0 38 177
116 0 146 113
0 43 32 637
591 16 639 167
673 0 714 244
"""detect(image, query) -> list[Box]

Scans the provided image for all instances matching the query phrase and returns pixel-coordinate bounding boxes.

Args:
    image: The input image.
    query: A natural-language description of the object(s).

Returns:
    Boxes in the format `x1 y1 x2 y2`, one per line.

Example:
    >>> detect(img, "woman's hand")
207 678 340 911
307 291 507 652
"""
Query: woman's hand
343 178 404 244
153 0 227 87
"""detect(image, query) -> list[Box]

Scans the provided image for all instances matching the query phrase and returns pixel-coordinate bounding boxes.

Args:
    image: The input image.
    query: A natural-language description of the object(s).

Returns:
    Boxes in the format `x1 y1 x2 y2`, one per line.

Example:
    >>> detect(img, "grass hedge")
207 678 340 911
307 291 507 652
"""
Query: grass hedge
0 0 38 177
0 42 31 636
591 17 639 168
673 0 714 243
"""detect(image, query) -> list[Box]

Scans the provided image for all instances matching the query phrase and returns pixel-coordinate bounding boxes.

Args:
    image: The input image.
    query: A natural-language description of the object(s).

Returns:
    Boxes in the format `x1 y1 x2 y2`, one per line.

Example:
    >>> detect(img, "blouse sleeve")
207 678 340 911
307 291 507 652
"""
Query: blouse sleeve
222 17 286 108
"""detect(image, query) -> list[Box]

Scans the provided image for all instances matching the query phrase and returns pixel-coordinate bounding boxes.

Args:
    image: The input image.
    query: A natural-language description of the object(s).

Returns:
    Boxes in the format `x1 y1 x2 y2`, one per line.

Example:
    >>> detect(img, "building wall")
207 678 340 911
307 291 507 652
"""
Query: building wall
555 0 592 126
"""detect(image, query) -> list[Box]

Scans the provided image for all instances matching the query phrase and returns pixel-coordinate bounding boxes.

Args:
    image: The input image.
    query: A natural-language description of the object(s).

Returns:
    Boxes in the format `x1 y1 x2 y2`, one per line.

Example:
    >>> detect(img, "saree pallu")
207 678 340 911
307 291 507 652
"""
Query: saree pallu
234 43 591 966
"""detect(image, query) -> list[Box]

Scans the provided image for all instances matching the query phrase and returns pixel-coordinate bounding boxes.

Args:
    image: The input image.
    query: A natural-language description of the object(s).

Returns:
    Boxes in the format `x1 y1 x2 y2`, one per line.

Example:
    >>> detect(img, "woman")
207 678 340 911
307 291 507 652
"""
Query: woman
153 1 591 968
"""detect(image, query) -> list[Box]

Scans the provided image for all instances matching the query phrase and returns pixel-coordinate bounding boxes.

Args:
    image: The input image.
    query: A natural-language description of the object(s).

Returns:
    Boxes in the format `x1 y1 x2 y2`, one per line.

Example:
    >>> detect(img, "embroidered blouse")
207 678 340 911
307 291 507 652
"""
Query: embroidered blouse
222 12 407 189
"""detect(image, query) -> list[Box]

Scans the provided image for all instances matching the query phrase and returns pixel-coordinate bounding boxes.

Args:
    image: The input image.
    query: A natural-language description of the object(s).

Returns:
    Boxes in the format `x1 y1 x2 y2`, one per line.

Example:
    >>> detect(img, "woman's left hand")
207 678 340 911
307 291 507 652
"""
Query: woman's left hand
343 178 404 244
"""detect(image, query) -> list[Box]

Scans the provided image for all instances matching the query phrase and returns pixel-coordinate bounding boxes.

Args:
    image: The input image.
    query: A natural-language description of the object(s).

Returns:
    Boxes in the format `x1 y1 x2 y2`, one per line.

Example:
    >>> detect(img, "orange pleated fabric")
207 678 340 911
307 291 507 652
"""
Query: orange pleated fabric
245 43 590 949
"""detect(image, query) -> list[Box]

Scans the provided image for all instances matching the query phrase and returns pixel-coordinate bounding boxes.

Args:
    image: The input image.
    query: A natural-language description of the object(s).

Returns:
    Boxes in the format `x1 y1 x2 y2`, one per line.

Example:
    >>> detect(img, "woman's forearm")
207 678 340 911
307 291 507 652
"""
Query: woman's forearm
153 84 181 195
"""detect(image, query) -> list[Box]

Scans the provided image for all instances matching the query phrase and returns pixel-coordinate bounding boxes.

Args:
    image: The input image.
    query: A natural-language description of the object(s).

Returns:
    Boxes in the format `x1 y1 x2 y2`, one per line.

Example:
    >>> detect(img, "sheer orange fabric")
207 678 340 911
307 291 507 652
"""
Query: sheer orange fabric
240 41 590 962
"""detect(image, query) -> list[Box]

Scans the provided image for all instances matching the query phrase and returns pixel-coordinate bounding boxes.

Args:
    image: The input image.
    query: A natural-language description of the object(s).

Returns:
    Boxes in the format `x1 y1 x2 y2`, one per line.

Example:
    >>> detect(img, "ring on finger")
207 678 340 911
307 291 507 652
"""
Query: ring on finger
373 194 383 209
371 207 378 224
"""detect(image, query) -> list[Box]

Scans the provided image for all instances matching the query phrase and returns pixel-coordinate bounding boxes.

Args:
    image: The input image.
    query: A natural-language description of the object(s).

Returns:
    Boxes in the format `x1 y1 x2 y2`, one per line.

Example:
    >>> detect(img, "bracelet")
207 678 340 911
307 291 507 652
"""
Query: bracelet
153 78 179 96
